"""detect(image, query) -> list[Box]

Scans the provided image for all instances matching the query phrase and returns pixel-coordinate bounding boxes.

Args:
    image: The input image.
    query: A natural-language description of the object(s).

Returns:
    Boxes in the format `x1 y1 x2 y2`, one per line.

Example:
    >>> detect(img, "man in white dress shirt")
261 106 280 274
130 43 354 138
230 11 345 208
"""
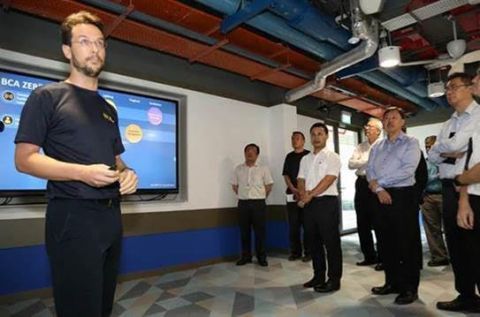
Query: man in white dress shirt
452 67 480 313
348 118 383 268
429 73 480 312
297 122 342 293
232 143 274 267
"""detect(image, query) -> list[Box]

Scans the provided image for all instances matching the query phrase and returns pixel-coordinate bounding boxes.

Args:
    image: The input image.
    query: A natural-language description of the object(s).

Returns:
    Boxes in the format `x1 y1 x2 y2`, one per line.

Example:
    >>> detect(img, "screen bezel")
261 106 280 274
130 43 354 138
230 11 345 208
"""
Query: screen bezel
0 67 181 197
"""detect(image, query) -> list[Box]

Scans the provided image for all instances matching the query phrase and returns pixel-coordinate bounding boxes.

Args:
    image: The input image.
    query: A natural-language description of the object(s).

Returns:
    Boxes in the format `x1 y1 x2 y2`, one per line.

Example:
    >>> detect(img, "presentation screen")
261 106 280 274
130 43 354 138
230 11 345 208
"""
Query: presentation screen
0 69 179 196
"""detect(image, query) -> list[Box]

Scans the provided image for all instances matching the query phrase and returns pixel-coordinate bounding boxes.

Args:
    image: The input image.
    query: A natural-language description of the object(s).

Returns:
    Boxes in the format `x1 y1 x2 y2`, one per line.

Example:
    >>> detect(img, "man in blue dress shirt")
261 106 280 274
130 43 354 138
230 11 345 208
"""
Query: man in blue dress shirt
367 107 422 305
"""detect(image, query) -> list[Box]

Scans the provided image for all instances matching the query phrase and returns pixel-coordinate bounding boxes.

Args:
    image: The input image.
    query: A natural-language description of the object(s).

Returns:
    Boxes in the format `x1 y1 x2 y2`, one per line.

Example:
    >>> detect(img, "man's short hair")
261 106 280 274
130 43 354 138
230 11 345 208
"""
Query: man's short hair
447 72 473 86
244 143 260 155
309 122 328 135
383 107 406 120
425 135 436 144
292 131 305 140
367 118 383 130
61 11 104 45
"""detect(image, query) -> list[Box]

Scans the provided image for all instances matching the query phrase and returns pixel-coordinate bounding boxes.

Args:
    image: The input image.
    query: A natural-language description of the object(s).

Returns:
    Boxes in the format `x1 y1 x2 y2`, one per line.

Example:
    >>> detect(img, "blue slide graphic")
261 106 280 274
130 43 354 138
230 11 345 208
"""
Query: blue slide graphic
0 70 178 193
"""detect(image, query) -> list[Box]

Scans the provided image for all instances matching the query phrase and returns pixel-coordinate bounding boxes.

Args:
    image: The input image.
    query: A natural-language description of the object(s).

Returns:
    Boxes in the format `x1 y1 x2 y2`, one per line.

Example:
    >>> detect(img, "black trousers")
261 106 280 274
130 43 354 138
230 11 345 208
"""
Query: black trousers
442 180 478 298
286 202 310 257
304 196 342 282
238 199 267 260
46 198 122 317
468 195 480 290
375 186 422 292
354 176 381 262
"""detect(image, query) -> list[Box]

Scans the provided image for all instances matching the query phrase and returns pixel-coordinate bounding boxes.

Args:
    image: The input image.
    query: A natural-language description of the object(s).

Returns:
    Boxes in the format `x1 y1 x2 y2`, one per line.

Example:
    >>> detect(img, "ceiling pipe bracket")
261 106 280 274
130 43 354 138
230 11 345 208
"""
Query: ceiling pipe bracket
104 3 135 38
250 63 291 80
189 38 230 63
220 0 274 34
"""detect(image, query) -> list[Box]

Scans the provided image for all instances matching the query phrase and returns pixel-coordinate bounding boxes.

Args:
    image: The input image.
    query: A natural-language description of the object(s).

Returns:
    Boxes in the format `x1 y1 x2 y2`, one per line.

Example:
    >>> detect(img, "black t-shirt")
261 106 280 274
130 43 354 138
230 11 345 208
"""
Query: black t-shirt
15 82 125 199
282 149 310 194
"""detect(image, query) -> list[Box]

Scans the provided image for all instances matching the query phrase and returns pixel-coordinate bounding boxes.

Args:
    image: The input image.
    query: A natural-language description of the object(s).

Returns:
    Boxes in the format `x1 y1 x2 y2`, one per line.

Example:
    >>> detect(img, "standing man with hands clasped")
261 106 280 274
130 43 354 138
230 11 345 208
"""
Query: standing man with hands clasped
232 143 274 267
367 107 422 305
297 122 342 293
282 131 311 262
14 11 138 317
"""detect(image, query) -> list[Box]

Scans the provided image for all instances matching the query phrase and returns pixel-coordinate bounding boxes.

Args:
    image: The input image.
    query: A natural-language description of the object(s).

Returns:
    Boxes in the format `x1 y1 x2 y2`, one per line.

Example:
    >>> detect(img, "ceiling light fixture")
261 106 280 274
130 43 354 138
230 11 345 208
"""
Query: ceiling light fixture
427 82 445 98
378 46 400 68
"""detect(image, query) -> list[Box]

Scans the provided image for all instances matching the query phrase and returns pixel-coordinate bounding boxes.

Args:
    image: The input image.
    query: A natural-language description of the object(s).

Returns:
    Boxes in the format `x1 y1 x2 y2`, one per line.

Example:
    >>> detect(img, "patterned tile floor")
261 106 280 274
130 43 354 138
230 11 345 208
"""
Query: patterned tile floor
1 235 479 317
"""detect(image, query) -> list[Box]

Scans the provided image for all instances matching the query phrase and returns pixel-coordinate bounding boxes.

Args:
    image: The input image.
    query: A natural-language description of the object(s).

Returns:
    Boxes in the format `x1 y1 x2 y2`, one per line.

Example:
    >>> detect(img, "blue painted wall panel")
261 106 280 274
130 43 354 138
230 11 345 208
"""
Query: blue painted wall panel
0 221 289 296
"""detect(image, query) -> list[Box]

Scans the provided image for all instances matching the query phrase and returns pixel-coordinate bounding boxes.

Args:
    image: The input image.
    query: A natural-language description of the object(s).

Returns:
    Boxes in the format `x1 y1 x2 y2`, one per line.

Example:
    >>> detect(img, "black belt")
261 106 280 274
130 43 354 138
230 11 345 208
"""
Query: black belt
384 186 414 192
441 179 454 186
311 195 337 200
357 175 367 179
93 198 119 207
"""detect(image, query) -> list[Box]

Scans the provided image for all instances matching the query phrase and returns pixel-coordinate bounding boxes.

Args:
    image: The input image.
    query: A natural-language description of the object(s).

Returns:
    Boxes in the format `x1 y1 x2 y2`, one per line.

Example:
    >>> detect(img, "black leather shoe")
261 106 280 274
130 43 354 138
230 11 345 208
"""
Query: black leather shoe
288 254 301 261
236 258 252 266
314 280 340 293
302 255 312 262
257 259 268 267
356 259 377 266
395 291 418 305
437 296 479 312
371 284 399 295
374 263 384 271
303 277 324 288
427 259 449 267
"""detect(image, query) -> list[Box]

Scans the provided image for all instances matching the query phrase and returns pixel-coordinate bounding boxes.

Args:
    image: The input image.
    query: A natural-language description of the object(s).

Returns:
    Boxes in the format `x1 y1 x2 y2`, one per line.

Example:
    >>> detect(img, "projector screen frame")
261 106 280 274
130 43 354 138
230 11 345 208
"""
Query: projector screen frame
0 49 187 200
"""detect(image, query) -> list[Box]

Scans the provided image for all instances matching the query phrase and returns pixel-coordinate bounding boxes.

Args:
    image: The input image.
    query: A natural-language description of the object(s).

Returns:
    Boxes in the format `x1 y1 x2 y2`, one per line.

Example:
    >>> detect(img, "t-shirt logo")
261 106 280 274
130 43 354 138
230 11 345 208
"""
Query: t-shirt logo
102 112 115 124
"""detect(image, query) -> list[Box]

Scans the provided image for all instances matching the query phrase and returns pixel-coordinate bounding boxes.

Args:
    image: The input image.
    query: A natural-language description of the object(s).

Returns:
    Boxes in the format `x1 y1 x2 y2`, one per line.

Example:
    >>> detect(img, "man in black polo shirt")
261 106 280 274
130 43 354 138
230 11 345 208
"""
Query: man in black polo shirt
14 11 138 317
282 131 310 262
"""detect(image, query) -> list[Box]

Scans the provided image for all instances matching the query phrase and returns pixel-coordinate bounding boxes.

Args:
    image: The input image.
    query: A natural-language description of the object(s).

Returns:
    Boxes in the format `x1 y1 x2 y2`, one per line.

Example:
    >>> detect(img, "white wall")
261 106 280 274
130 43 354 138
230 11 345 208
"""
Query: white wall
408 122 444 153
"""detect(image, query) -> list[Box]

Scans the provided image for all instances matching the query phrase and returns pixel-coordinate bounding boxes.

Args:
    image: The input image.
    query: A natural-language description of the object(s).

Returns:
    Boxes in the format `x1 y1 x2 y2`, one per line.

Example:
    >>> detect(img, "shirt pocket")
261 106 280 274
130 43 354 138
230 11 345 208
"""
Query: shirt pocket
314 159 328 178
252 171 265 186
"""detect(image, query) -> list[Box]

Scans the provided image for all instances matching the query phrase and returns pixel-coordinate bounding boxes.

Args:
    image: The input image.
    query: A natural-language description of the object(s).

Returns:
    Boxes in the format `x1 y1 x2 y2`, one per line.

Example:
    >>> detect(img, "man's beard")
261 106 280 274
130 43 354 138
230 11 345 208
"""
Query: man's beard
72 54 104 78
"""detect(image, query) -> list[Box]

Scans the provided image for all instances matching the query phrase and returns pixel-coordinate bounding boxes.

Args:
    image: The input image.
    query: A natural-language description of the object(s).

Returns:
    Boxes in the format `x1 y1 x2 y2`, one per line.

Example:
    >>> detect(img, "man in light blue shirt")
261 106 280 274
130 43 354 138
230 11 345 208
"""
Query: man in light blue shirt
367 107 421 305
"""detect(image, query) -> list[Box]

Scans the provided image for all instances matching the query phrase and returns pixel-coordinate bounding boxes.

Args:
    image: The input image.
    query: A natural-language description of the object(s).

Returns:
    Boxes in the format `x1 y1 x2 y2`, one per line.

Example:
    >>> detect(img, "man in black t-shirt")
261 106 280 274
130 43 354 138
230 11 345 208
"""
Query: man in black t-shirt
14 11 138 317
282 131 310 261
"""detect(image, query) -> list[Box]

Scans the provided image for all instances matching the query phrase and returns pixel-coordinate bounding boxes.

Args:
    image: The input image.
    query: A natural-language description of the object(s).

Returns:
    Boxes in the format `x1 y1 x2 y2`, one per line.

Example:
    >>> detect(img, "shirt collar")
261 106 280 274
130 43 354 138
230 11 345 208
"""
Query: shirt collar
385 131 407 144
311 147 328 157
453 100 479 118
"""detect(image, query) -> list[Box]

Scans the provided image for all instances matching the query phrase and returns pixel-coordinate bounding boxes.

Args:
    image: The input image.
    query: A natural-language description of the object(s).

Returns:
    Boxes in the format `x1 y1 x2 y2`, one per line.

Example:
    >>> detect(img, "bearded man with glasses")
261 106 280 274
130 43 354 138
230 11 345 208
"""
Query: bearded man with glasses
15 11 138 316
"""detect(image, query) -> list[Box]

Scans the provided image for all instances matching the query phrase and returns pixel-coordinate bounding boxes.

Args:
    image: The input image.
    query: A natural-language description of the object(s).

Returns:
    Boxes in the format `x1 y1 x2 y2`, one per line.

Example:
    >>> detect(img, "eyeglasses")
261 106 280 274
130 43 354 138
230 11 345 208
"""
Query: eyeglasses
71 38 107 49
445 84 471 92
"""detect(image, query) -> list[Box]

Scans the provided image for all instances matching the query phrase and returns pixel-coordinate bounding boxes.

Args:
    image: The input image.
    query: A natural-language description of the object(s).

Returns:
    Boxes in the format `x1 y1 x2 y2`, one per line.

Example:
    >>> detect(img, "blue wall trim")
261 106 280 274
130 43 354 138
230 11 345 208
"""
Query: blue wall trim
0 221 288 296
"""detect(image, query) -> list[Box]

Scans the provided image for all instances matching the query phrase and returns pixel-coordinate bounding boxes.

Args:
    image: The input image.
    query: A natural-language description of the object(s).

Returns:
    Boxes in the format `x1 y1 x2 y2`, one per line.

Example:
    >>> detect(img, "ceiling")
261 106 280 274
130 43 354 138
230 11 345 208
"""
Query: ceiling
3 0 480 122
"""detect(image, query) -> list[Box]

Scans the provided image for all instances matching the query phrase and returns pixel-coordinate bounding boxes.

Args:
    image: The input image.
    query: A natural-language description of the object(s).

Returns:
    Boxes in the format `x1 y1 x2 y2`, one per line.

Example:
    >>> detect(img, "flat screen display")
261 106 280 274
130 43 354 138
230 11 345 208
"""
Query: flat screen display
0 69 179 196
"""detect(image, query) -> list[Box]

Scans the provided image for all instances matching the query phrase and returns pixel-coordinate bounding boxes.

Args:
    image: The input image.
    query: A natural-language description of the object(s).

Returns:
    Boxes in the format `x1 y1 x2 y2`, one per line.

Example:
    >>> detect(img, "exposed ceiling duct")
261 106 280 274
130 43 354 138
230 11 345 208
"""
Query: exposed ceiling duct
196 0 440 111
285 0 379 102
